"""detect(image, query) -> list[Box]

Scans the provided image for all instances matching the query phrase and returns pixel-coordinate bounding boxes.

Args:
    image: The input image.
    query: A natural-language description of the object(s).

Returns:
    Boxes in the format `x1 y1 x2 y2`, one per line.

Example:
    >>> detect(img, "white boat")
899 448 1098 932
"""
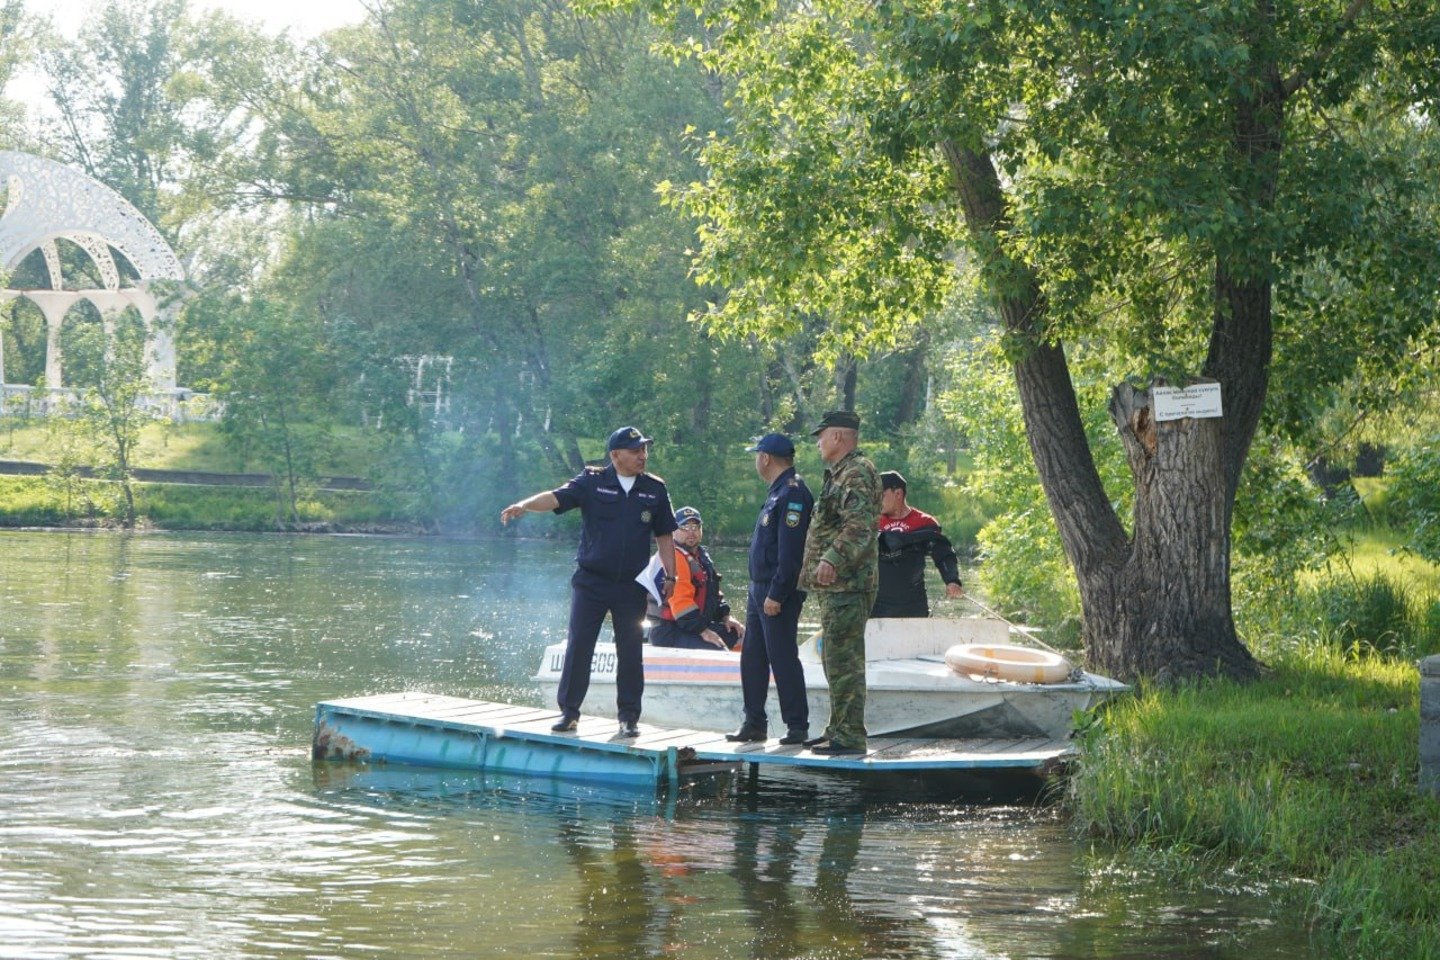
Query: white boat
533 617 1129 740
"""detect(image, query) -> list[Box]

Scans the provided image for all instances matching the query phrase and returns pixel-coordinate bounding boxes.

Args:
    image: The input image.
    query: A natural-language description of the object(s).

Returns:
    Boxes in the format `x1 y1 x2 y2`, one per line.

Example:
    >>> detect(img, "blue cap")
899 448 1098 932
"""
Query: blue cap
745 433 795 457
607 426 652 452
674 506 702 526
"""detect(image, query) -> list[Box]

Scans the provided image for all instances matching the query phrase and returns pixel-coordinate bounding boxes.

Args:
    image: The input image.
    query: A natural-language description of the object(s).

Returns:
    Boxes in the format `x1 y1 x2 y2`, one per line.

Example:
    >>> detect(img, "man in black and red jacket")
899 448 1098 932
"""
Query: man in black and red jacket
872 471 964 618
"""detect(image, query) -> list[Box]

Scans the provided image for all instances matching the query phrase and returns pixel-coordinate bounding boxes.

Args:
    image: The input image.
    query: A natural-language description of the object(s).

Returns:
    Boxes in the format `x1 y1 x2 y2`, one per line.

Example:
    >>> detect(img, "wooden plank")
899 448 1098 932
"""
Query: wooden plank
629 728 706 749
865 738 922 759
326 692 444 710
500 714 581 734
422 700 537 717
439 704 555 725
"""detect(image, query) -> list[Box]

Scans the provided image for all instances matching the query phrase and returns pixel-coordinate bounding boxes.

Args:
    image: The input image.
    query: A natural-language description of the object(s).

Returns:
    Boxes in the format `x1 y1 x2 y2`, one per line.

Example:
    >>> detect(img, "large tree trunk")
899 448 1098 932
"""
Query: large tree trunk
1091 384 1258 681
943 141 1261 684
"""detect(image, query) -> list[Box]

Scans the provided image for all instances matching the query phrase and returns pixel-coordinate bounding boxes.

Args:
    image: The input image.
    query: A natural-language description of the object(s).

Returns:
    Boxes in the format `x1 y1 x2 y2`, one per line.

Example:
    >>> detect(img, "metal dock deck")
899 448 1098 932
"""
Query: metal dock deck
313 693 1075 789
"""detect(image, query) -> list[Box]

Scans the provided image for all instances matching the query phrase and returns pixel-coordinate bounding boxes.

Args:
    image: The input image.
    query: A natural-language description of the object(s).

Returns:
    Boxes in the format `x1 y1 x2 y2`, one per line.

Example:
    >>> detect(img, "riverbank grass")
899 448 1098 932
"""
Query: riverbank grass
0 476 392 531
1069 640 1439 958
0 419 375 475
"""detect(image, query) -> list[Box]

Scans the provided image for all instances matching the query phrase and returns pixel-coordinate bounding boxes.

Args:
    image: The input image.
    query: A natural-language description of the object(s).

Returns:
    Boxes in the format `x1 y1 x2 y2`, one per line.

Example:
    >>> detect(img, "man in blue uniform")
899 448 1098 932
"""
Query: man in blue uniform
726 433 814 745
500 426 678 737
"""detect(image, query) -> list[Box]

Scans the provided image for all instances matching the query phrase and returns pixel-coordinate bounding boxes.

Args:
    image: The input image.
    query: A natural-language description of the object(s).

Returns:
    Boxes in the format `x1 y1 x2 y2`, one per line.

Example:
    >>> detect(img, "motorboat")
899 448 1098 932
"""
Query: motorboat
533 617 1129 740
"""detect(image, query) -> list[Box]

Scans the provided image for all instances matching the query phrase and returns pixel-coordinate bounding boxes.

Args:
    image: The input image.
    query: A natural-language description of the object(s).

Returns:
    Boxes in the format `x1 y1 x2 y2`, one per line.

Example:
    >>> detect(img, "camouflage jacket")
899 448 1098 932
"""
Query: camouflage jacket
800 447 881 593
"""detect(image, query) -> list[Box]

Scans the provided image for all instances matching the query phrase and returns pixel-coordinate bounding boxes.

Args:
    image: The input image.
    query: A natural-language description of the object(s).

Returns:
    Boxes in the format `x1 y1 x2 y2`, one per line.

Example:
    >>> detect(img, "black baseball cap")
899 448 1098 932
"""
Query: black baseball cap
606 426 653 451
880 470 907 491
810 410 861 435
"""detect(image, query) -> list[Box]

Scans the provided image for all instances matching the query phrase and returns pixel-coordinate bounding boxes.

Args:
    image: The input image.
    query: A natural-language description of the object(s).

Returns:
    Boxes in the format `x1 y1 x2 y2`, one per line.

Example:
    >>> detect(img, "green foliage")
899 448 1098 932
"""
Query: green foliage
1069 643 1437 957
43 405 100 518
211 297 338 526
35 0 270 233
976 508 1081 644
1229 440 1348 631
0 475 393 531
651 0 962 358
59 310 155 526
134 484 388 531
1385 435 1440 565
0 476 66 525
938 330 1081 633
1298 571 1440 660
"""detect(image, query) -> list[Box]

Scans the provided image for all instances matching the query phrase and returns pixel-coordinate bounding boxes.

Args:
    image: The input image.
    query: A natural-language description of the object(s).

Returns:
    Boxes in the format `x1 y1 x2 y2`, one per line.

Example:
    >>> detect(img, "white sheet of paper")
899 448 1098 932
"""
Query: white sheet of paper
636 553 665 606
1153 383 1223 421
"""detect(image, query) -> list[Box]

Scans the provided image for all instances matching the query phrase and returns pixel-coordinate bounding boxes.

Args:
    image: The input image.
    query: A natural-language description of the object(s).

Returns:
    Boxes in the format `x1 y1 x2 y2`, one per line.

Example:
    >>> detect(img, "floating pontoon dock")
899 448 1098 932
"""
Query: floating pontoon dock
314 693 1075 790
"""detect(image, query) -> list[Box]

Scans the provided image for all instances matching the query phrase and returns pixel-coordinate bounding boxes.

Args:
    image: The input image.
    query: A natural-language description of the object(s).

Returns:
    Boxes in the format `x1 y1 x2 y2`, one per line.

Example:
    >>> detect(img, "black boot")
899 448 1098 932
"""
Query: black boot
724 723 768 743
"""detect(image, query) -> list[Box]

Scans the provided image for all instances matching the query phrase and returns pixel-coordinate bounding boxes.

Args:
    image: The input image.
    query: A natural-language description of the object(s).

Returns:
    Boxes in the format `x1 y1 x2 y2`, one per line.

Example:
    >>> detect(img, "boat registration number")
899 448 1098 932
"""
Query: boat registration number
546 649 618 677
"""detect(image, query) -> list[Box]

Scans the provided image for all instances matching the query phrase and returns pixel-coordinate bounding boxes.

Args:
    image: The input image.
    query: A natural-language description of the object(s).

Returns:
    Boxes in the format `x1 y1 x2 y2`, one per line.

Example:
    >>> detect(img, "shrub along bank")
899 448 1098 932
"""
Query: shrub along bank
1068 566 1440 958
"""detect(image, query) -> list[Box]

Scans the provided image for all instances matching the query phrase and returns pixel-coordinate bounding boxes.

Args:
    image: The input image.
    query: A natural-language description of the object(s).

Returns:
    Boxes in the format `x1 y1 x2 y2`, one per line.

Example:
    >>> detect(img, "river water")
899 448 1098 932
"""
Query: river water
0 530 1315 959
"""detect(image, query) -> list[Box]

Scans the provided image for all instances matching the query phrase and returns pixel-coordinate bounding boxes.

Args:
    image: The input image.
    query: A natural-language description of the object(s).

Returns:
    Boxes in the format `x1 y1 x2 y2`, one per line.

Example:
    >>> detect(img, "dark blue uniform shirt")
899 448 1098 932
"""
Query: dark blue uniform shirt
748 466 813 603
552 465 677 580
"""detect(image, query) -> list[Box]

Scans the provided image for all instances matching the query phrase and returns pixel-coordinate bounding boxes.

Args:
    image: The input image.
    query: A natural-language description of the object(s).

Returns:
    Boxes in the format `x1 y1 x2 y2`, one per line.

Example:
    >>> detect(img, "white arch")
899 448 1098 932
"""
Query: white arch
0 151 182 282
0 151 185 392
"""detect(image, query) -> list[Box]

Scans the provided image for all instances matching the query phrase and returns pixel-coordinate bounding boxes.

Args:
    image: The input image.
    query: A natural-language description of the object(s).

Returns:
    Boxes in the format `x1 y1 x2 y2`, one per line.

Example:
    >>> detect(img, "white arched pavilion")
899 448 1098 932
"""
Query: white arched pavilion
0 150 186 408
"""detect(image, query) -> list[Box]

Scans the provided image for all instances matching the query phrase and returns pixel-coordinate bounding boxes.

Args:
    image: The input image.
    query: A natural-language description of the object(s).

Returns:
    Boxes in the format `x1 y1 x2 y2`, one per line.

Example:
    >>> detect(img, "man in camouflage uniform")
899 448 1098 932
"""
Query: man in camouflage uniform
800 410 882 755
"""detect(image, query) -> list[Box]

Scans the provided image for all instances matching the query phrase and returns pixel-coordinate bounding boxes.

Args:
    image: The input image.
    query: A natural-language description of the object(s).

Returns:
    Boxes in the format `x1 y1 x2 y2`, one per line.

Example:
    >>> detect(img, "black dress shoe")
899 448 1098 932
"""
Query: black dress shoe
550 715 579 733
809 739 866 756
778 729 809 746
617 720 641 738
724 724 768 743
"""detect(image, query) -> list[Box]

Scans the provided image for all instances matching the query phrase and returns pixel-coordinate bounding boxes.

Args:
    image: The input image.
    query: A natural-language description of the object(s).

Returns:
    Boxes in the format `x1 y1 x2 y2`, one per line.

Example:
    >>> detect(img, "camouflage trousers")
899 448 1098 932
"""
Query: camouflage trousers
817 588 876 749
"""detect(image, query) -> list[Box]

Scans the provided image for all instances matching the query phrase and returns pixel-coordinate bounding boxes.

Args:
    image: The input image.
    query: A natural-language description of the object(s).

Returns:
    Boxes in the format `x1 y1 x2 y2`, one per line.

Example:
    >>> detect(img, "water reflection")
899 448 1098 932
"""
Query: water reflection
309 761 1311 960
0 531 1314 959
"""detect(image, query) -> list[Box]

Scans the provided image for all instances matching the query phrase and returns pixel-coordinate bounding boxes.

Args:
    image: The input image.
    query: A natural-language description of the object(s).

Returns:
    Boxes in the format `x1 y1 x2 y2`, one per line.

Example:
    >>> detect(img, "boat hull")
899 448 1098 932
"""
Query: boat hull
533 619 1127 740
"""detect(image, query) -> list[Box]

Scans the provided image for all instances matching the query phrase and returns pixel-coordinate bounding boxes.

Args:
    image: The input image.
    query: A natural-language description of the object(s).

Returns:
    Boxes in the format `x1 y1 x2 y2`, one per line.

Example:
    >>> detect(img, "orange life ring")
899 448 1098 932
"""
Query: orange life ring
944 643 1073 684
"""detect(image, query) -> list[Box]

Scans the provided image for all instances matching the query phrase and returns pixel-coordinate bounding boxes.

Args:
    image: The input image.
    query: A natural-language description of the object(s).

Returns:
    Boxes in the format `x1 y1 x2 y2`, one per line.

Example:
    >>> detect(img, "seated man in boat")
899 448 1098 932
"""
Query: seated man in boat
649 506 745 650
872 471 964 619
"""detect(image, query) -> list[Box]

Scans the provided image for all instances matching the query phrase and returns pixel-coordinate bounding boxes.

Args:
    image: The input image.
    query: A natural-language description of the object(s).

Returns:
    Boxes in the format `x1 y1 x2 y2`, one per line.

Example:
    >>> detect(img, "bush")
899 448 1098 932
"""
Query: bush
974 507 1082 645
1385 435 1440 564
1305 571 1440 659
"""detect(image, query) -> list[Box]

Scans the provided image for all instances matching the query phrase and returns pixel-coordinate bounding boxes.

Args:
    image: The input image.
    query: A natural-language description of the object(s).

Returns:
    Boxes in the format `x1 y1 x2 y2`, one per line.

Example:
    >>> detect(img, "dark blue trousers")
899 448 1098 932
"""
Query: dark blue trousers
740 582 809 731
649 619 742 650
557 570 648 723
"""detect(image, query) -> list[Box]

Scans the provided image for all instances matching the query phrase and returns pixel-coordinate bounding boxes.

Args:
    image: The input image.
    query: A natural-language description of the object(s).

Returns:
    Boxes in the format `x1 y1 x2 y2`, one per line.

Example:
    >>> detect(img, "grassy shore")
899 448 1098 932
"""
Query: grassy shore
1068 536 1440 959
0 420 376 475
0 475 408 532
0 420 414 532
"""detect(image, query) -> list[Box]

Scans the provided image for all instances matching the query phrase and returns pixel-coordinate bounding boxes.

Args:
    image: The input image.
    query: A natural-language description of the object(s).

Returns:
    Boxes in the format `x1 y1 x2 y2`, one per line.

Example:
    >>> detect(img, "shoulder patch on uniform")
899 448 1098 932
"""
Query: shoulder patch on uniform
785 511 800 527
787 501 804 511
